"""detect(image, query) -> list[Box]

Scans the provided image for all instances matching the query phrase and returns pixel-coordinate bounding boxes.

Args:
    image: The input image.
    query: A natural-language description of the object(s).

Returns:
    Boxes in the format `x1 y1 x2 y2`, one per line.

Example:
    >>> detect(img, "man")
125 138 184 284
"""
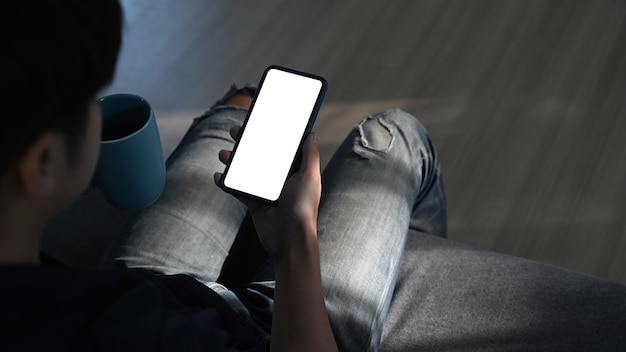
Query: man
3 1 626 352
1 0 427 350
1 0 336 350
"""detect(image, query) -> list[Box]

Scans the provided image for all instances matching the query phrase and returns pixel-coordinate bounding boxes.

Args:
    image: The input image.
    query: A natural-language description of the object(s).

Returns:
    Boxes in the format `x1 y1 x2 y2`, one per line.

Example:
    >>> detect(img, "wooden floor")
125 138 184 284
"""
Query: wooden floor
102 0 626 283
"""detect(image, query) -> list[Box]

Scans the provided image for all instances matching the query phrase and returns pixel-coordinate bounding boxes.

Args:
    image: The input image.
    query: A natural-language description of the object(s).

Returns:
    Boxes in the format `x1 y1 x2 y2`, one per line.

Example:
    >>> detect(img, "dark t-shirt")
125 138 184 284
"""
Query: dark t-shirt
0 266 266 351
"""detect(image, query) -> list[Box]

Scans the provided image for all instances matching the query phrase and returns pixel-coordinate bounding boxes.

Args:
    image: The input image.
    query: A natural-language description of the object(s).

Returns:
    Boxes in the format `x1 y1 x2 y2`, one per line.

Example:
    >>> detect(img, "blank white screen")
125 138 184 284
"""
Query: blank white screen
223 68 323 202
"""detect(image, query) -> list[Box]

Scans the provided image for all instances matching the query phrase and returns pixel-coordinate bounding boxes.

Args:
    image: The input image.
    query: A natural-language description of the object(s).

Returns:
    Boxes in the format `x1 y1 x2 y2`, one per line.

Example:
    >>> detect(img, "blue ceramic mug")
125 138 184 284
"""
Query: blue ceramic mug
95 94 165 209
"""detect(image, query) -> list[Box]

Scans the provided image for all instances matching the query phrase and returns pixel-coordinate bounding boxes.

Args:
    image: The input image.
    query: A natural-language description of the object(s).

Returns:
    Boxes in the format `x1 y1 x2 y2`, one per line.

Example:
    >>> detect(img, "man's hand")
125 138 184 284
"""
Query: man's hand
213 125 337 352
213 126 322 260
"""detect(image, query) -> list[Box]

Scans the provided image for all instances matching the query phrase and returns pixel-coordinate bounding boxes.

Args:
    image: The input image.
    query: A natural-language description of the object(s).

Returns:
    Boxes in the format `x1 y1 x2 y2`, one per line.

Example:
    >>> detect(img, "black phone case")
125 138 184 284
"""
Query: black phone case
220 65 328 206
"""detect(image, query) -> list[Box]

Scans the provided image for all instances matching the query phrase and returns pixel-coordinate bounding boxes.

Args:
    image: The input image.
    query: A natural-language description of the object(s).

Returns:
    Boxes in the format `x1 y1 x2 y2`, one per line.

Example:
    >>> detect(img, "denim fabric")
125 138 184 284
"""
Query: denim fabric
107 104 275 345
318 109 446 351
110 106 251 282
107 97 446 351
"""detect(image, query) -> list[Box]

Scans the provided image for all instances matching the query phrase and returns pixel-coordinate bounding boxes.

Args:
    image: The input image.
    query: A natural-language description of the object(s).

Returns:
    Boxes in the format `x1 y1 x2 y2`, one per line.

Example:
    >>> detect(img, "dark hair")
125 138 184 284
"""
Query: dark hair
0 0 123 176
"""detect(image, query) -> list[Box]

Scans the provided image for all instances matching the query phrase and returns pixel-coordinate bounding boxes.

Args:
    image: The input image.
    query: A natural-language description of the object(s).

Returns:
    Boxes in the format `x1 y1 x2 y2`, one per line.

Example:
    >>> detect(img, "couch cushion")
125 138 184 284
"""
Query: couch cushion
380 230 626 351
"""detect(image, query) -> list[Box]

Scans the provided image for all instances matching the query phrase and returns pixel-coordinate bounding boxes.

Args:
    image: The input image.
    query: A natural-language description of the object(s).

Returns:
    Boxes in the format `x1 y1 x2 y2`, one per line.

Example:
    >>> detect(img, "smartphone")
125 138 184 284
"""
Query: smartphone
220 65 328 205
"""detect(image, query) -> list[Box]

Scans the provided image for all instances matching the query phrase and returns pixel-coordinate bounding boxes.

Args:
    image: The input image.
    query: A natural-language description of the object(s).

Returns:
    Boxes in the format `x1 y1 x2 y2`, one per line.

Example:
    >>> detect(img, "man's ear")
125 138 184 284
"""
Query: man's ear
16 132 65 197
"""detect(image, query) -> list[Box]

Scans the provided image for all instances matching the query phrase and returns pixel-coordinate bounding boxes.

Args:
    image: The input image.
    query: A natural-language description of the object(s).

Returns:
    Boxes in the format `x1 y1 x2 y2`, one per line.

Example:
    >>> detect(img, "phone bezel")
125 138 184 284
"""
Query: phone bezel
220 65 328 205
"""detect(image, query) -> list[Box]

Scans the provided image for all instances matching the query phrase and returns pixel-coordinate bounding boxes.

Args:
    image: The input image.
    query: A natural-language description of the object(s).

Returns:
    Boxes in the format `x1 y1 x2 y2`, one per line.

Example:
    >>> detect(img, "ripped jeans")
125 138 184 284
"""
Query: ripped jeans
108 103 447 351
318 109 447 351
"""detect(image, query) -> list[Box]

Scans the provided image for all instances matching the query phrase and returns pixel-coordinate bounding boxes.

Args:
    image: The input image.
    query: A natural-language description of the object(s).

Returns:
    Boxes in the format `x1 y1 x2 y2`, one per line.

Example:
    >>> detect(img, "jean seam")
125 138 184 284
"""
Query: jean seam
368 268 396 351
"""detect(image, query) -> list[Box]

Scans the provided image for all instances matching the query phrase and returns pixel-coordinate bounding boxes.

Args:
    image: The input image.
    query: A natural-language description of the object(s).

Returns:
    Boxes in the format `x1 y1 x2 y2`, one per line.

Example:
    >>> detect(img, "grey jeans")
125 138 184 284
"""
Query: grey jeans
106 99 626 351
107 98 446 350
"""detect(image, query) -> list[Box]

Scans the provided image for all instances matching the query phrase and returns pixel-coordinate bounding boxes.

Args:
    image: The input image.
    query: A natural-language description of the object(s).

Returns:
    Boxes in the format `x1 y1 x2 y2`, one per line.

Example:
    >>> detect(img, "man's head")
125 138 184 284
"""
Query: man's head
1 0 123 175
0 0 122 220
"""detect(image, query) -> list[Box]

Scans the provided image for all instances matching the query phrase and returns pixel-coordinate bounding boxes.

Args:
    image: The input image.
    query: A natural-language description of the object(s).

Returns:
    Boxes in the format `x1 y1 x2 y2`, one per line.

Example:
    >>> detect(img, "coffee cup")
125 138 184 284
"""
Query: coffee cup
95 94 165 209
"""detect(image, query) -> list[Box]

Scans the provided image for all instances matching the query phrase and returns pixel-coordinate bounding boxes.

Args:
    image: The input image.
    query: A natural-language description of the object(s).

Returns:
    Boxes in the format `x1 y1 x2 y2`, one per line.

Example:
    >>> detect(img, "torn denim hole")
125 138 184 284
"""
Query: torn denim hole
355 115 395 157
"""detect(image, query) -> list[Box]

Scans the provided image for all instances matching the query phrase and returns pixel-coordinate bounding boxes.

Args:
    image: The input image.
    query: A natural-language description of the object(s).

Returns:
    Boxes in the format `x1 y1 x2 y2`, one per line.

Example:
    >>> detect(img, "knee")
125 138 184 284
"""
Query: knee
356 109 435 159
384 109 431 145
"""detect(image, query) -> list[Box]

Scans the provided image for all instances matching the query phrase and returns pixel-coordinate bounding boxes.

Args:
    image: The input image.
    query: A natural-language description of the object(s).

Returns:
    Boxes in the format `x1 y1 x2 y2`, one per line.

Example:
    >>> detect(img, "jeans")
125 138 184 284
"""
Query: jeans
106 92 446 351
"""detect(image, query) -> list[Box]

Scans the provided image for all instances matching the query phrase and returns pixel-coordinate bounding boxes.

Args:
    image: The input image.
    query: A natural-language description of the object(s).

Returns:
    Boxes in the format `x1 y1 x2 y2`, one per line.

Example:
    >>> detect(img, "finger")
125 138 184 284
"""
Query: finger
300 132 321 177
218 149 232 164
229 126 241 141
213 172 223 187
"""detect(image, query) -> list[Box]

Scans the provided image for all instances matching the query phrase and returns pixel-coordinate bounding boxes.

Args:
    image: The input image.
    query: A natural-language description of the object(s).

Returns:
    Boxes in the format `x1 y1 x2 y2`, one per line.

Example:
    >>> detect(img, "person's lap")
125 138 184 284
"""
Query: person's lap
103 92 626 352
104 95 446 349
